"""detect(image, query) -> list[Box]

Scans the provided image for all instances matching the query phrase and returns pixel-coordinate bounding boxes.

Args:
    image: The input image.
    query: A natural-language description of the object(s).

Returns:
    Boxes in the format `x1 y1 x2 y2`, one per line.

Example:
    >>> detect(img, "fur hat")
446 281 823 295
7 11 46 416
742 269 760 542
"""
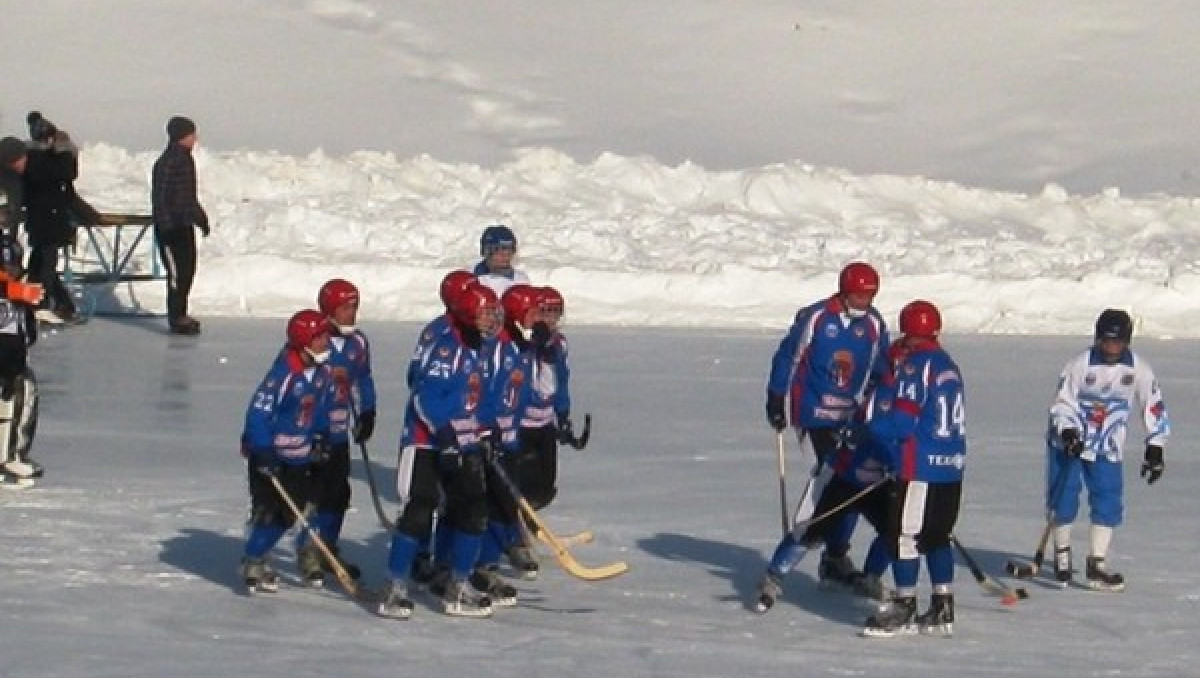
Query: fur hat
0 136 28 167
166 116 197 142
27 111 57 142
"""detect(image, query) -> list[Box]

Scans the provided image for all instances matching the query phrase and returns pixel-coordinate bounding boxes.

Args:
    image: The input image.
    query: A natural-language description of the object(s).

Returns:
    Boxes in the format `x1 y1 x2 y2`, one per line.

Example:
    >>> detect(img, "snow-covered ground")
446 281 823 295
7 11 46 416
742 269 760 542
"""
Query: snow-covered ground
4 2 1200 335
7 320 1199 677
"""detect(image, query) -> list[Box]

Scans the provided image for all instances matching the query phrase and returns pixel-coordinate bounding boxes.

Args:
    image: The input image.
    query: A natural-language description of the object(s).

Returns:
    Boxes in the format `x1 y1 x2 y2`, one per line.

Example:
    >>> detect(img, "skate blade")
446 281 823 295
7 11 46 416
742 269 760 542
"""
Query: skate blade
443 603 494 618
919 622 954 637
860 623 918 638
1086 580 1125 593
377 603 414 620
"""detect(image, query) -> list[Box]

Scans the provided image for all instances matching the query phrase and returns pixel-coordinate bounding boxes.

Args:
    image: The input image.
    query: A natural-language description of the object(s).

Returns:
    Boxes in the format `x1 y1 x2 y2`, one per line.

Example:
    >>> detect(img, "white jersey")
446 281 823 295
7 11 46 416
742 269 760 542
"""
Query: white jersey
474 267 530 297
1047 347 1170 462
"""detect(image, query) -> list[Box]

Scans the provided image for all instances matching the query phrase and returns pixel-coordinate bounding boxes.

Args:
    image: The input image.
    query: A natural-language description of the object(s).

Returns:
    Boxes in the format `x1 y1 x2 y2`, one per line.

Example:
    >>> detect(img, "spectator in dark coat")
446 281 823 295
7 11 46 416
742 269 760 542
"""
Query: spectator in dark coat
0 137 27 238
23 111 83 323
151 115 209 335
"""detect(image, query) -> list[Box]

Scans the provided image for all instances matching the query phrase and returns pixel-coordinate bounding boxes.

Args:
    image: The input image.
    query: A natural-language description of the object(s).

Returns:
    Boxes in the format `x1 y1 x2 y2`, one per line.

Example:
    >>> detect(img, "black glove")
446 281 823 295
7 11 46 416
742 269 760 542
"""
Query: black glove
556 412 574 444
198 222 211 238
1060 428 1084 457
1140 444 1164 485
353 409 376 444
249 448 280 477
436 425 462 469
309 434 331 465
766 391 787 431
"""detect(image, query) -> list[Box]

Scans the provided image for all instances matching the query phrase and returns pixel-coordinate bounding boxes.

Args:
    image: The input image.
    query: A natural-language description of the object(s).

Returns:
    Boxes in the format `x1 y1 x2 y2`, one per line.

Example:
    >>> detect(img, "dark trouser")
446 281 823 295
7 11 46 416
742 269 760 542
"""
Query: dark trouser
309 442 352 513
155 226 197 323
247 463 314 529
27 244 74 313
799 474 893 546
516 424 558 509
394 447 488 539
884 479 962 560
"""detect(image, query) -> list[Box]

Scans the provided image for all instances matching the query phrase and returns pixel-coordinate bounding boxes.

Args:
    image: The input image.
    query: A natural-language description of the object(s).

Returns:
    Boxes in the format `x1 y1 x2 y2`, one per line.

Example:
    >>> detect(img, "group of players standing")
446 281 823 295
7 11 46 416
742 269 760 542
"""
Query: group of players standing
238 225 579 619
752 261 1170 638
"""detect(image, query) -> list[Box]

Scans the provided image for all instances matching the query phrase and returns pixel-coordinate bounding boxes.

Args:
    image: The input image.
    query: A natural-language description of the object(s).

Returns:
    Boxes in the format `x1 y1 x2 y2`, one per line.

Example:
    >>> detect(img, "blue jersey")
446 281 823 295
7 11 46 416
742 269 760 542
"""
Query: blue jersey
242 348 335 466
325 328 376 445
407 313 454 388
484 331 535 452
520 331 571 429
402 326 491 452
767 295 889 429
869 339 966 483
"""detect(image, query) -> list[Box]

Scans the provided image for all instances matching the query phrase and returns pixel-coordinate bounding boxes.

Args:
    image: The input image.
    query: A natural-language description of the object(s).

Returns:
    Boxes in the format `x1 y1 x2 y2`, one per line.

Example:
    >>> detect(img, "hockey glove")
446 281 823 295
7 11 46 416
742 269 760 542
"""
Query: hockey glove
353 409 376 444
766 391 787 431
1140 444 1164 485
436 425 462 469
1060 428 1084 457
248 448 280 477
198 221 211 238
556 412 574 445
309 434 331 465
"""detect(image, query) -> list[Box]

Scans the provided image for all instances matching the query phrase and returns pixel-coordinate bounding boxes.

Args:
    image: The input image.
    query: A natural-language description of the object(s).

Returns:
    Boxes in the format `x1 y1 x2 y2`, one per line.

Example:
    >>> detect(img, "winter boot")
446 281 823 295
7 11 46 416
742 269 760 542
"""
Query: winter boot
1085 556 1125 592
241 556 280 594
297 545 325 587
505 544 540 580
324 545 362 580
753 570 784 613
818 551 861 588
377 580 415 620
916 592 955 637
469 565 519 608
1054 546 1073 587
442 577 494 618
861 595 918 637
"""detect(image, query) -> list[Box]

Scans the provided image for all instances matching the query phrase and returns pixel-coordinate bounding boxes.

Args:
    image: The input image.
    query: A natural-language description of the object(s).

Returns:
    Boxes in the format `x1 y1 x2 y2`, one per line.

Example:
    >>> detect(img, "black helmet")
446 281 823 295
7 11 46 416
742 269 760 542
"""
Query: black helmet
1094 309 1133 343
480 224 517 255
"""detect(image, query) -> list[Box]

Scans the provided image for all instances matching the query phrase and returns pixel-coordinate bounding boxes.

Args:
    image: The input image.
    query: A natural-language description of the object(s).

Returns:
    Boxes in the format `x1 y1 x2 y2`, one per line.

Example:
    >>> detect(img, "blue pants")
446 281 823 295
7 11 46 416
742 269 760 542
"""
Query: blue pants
1046 449 1123 527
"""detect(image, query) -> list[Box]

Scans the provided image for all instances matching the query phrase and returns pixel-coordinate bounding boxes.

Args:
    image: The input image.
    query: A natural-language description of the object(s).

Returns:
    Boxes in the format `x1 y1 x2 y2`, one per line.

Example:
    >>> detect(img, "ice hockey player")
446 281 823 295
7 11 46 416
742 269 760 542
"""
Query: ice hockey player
1044 308 1170 592
473 224 530 296
290 279 376 587
377 283 504 619
406 269 476 388
238 310 336 593
0 232 46 488
861 300 966 638
765 261 891 586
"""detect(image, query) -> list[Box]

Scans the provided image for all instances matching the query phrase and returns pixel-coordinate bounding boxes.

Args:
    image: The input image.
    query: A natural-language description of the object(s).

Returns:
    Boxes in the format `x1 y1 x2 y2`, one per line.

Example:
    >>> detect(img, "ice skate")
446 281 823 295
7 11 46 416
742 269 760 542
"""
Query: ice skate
1054 546 1073 588
861 595 917 637
1085 556 1125 592
241 557 280 594
0 469 35 490
377 580 415 620
297 545 325 588
442 578 494 618
469 565 519 608
818 552 861 588
753 570 784 613
505 544 540 580
916 593 955 637
3 458 44 479
850 572 888 602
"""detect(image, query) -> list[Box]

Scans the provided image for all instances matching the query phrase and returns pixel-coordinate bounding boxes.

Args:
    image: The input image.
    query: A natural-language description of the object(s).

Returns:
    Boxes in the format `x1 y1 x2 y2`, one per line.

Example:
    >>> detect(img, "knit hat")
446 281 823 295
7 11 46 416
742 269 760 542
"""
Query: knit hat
166 116 197 142
0 136 28 166
27 111 57 142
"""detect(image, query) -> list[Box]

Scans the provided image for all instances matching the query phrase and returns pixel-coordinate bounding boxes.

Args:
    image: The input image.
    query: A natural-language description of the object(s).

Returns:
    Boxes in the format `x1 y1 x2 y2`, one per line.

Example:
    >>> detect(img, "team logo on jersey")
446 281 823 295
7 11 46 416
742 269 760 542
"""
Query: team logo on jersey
437 347 450 358
830 350 855 389
466 372 482 410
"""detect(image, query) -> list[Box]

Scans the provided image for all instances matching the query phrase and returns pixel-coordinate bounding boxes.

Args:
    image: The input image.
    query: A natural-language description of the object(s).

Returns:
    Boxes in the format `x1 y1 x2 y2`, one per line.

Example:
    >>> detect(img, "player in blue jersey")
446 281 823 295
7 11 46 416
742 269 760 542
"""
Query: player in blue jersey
765 261 890 585
1044 309 1170 591
290 279 377 586
239 310 336 593
378 283 504 619
407 270 477 389
861 300 966 638
473 224 530 296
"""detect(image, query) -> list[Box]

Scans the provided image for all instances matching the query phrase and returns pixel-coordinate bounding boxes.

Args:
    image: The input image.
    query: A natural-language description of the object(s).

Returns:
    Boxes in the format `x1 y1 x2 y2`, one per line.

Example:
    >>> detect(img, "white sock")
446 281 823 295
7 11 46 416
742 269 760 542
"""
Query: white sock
1053 524 1073 550
1090 525 1114 560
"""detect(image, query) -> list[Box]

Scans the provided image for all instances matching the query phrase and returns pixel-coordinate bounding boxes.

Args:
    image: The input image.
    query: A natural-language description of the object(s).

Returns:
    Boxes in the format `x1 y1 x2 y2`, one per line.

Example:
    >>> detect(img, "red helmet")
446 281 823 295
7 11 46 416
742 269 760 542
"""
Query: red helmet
838 262 880 296
538 286 565 316
899 300 942 339
453 283 501 325
439 270 477 309
502 283 540 327
287 309 332 349
317 278 359 316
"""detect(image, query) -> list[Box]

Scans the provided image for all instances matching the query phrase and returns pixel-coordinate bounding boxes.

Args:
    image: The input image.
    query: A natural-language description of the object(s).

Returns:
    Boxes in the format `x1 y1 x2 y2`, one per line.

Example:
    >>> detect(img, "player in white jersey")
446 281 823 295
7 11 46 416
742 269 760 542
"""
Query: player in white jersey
1044 309 1170 591
472 224 530 296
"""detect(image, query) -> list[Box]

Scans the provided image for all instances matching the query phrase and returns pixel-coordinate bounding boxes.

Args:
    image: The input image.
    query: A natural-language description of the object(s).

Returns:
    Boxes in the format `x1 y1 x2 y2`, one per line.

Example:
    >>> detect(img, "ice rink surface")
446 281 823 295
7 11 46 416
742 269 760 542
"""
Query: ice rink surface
5 317 1199 677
